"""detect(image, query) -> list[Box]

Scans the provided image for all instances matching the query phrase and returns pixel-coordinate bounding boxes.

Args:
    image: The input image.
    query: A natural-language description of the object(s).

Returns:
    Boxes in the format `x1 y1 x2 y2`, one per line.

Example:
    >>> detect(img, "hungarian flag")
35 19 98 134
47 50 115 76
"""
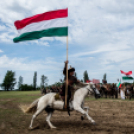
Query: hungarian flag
13 8 68 43
120 70 133 80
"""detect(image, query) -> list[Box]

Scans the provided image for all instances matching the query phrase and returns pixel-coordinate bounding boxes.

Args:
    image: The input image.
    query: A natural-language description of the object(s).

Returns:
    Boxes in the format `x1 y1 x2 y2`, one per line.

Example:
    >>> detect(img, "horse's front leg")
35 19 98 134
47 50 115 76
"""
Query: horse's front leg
81 102 90 120
81 101 89 111
75 105 95 124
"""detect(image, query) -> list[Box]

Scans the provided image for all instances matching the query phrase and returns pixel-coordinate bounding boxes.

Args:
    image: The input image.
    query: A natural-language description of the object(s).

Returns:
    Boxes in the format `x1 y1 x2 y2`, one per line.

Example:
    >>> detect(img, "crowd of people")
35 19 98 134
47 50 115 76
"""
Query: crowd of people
40 60 134 101
40 83 134 100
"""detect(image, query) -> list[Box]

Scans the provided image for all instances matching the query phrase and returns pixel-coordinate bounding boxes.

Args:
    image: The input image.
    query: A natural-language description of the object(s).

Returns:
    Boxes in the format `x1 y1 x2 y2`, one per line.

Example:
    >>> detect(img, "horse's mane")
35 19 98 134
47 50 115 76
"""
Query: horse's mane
75 82 89 89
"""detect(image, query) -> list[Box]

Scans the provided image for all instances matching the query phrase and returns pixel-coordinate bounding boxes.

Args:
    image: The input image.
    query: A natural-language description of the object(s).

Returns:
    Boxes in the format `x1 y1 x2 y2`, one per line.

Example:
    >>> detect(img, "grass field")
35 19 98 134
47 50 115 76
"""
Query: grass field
0 91 134 134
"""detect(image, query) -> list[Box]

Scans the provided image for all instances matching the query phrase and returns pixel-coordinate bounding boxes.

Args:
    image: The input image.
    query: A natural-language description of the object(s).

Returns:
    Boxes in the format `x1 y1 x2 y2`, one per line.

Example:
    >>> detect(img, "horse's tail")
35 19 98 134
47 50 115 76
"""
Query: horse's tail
19 98 40 114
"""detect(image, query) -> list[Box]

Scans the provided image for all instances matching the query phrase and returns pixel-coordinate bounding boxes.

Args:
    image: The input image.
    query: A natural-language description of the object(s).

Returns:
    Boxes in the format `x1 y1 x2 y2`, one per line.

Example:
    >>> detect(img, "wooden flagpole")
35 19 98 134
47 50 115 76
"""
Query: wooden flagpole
65 36 68 109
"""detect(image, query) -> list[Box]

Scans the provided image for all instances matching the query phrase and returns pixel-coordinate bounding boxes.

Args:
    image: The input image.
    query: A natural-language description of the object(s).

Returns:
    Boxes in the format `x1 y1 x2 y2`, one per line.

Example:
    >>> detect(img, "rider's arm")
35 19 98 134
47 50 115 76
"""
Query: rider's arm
63 60 68 76
77 79 81 83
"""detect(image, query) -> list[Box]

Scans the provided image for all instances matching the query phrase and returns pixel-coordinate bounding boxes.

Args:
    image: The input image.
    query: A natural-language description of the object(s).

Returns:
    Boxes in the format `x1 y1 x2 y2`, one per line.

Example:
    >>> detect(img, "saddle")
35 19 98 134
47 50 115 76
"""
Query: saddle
54 93 73 116
54 93 62 101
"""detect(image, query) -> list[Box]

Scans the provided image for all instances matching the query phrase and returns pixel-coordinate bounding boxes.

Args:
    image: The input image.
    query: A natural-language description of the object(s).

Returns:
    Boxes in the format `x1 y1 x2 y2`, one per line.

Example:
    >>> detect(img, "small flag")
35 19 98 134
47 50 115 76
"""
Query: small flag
120 70 133 80
119 84 122 88
117 82 121 88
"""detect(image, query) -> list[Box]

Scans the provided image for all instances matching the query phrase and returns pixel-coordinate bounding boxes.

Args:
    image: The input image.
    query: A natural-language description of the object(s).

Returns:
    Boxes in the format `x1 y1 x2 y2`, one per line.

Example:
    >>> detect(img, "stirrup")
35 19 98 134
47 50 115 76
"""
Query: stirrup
67 106 70 116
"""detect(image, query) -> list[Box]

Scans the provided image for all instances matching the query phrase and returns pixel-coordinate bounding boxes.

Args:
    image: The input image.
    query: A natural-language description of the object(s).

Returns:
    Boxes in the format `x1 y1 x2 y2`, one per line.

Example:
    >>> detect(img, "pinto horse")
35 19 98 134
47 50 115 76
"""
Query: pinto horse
19 82 100 129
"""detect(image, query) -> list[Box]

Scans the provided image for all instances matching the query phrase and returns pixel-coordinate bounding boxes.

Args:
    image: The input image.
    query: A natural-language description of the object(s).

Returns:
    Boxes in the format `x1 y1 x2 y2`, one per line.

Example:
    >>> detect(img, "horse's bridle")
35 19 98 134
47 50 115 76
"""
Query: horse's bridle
87 85 96 96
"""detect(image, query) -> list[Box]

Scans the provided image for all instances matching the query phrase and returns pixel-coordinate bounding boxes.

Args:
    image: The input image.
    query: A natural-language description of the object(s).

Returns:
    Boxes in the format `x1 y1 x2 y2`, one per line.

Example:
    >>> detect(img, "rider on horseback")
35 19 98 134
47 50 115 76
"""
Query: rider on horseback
61 60 80 108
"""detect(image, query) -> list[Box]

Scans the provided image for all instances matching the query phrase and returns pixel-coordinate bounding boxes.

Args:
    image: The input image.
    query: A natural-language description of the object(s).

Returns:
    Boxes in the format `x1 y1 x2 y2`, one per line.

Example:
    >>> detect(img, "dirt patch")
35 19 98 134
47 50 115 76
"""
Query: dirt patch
1 99 134 134
0 105 8 109
0 99 18 109
0 99 16 102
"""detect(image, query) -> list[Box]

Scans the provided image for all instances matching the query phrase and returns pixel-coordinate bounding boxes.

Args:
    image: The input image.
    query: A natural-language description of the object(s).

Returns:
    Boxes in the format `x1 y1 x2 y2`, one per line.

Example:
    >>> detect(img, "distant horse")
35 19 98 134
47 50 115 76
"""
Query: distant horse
125 85 134 100
19 82 99 129
100 84 118 99
93 84 101 99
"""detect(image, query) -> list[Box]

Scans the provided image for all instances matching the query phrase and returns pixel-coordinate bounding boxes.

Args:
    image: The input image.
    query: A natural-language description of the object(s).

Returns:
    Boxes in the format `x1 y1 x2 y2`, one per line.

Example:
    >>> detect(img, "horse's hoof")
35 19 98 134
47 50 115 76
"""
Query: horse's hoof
28 127 33 130
91 122 96 125
81 116 84 121
28 125 39 130
51 126 57 129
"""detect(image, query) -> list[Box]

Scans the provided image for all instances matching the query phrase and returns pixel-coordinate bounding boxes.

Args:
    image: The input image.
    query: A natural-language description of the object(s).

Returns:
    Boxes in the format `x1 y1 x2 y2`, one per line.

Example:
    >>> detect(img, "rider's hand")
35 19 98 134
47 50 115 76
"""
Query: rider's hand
65 80 69 85
65 60 69 64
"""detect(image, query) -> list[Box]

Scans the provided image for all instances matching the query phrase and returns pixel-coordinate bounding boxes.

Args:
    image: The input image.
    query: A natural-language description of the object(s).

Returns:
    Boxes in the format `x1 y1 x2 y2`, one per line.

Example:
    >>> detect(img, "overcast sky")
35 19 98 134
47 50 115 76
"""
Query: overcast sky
0 0 134 88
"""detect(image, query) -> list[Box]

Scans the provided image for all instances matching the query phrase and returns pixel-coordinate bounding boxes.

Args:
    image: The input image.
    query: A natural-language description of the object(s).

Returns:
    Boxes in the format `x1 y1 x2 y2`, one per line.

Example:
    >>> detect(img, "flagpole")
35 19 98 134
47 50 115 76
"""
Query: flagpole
65 36 68 109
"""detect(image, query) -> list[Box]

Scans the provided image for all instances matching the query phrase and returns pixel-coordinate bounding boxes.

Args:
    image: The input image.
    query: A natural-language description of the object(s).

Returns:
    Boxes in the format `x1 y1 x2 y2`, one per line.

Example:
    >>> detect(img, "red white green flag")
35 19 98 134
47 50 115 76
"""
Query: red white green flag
120 70 133 80
13 8 68 43
117 82 120 88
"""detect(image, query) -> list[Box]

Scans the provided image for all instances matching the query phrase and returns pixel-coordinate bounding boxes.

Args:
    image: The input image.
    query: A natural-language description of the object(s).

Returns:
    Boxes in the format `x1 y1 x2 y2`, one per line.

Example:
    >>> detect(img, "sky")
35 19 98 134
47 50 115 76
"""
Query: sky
0 0 134 89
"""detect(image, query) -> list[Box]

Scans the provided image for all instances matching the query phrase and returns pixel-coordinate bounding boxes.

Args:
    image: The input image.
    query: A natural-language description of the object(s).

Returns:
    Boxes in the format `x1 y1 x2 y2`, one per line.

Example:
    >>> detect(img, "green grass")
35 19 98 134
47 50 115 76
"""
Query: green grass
0 91 41 121
0 91 41 106
0 91 40 99
0 91 40 96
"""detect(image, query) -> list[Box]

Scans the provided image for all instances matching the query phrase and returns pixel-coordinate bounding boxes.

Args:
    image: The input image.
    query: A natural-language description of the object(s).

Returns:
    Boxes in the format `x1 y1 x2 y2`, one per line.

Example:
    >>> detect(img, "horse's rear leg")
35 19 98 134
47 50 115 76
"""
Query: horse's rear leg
29 105 46 129
75 106 95 124
46 111 56 129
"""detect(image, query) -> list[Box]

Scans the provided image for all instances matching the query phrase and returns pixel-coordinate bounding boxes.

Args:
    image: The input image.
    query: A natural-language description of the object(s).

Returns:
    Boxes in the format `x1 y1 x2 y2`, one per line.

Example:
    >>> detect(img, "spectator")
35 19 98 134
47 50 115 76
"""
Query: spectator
120 85 125 100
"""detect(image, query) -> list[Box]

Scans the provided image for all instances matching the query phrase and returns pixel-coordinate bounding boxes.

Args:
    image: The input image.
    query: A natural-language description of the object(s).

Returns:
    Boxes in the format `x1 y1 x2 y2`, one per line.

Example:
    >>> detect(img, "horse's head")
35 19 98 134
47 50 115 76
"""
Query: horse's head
87 82 101 98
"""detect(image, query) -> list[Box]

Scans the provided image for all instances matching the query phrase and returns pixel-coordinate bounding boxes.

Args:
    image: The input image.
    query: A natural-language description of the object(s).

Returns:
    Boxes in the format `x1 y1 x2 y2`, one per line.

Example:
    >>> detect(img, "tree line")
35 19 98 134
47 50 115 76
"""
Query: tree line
0 70 107 91
0 71 48 91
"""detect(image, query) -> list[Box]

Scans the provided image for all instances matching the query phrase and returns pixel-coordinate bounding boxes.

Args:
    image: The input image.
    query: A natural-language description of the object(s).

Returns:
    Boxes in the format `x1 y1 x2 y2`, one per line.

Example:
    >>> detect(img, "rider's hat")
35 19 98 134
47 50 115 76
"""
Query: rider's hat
68 65 75 73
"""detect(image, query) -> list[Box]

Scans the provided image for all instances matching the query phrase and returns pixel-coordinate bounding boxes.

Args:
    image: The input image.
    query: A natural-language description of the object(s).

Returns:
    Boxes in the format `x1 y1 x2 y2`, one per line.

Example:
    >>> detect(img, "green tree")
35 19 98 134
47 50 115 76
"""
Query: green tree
102 73 107 83
40 75 48 88
1 70 16 91
18 76 23 91
83 70 89 82
20 84 33 91
103 73 107 81
33 71 37 90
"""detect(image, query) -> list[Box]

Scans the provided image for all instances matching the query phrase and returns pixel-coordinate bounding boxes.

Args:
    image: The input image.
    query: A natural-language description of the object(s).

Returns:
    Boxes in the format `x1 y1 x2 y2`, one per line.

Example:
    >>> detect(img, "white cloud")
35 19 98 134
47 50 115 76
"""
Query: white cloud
0 25 6 31
0 49 3 53
0 55 64 85
1 0 134 46
39 42 49 46
40 37 54 42
29 40 50 46
0 0 134 84
0 55 63 71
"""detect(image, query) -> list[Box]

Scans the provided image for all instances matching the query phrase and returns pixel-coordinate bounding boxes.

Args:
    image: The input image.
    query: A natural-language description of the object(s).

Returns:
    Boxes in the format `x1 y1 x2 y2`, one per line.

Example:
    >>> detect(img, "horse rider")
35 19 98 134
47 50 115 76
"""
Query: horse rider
60 60 81 110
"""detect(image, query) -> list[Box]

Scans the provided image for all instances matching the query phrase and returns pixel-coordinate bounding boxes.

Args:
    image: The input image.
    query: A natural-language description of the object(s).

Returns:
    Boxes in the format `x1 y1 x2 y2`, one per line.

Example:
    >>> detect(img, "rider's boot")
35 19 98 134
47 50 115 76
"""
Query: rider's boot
67 102 70 116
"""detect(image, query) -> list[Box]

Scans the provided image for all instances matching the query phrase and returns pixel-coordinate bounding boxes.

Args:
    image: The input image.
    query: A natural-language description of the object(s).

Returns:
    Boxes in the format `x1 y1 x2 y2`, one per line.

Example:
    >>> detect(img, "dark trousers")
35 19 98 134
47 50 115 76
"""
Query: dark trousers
61 84 71 104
